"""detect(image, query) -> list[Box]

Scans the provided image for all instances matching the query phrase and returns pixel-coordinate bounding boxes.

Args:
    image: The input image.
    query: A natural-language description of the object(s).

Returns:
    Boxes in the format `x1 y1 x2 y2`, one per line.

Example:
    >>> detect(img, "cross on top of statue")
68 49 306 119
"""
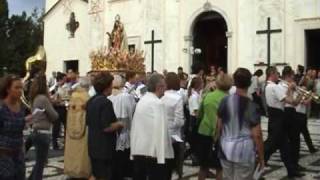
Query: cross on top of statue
256 17 282 67
144 30 162 72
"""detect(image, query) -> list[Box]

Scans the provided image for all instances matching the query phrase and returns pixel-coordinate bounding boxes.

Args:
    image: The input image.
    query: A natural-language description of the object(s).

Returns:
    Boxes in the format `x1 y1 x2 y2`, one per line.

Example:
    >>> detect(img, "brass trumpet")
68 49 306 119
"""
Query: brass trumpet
280 80 320 103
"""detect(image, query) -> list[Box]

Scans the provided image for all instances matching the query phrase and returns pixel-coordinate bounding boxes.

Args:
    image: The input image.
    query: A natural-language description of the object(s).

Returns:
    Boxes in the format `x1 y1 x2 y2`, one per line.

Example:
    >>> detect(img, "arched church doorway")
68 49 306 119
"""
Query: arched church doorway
192 11 228 73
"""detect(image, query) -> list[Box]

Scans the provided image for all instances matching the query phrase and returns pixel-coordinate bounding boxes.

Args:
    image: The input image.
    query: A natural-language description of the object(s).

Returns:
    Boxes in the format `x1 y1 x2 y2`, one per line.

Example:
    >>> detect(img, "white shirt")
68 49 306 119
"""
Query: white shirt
131 92 174 164
188 89 200 116
296 102 307 114
279 81 295 108
136 84 147 98
161 90 185 140
265 81 287 110
88 86 96 97
178 88 188 105
229 86 236 95
124 82 139 99
248 76 259 100
108 89 136 151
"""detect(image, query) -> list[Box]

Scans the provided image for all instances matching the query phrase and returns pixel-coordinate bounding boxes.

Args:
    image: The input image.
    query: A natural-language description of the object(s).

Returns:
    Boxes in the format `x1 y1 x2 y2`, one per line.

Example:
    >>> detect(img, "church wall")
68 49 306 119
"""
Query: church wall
162 0 181 72
45 0 59 12
285 0 320 69
237 0 255 71
44 0 89 76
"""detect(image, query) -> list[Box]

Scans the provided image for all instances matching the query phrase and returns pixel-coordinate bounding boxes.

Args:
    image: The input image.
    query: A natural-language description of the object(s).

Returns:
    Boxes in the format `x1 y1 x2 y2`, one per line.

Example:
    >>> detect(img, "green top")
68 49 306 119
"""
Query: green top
198 89 227 137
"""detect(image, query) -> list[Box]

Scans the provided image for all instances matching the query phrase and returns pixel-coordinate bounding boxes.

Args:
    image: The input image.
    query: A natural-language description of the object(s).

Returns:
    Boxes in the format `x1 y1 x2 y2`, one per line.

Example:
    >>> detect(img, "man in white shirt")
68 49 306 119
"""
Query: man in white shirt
264 66 304 178
131 74 174 180
280 66 305 172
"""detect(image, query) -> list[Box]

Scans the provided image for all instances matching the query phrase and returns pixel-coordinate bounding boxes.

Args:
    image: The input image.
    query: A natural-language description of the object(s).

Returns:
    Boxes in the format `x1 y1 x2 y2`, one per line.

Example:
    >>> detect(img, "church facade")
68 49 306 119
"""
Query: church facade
43 0 320 75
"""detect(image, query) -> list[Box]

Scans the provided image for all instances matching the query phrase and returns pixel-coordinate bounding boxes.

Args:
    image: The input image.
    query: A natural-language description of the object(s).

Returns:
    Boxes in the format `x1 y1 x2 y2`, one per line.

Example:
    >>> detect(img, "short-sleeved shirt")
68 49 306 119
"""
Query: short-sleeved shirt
198 89 227 137
86 94 117 159
0 103 25 149
188 90 200 116
218 94 261 163
265 81 286 110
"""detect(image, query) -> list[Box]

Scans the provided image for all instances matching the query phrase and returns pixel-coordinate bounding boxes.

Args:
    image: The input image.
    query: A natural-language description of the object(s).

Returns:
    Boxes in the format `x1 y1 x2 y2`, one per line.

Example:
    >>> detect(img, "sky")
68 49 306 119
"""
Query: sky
8 0 45 16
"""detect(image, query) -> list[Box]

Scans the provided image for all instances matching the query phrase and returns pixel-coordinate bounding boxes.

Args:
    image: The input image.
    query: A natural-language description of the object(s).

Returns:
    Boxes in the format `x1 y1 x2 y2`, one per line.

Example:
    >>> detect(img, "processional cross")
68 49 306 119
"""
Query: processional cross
256 17 282 67
144 30 162 72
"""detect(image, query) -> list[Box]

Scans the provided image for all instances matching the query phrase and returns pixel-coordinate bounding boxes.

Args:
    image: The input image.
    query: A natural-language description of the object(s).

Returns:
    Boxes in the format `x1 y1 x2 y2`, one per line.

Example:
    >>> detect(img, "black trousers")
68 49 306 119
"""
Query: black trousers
252 92 266 116
171 142 184 178
52 106 67 147
264 107 296 175
112 149 132 180
285 107 301 166
296 112 316 152
132 156 171 180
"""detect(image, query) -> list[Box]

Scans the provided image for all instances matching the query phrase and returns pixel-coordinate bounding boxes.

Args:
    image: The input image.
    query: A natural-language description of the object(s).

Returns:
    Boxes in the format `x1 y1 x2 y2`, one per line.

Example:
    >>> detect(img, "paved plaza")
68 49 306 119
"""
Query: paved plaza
25 117 320 180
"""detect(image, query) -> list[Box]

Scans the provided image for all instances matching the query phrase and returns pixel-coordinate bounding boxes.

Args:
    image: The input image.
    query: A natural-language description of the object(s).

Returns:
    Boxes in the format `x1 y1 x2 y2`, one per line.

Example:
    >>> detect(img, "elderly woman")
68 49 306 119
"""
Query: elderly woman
197 74 233 180
64 77 92 178
0 75 32 180
161 72 185 179
108 74 136 180
217 68 264 180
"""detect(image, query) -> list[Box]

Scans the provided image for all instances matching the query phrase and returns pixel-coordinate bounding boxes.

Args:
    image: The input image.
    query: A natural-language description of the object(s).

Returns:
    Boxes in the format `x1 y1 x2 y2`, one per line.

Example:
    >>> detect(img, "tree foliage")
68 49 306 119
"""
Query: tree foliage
0 0 43 77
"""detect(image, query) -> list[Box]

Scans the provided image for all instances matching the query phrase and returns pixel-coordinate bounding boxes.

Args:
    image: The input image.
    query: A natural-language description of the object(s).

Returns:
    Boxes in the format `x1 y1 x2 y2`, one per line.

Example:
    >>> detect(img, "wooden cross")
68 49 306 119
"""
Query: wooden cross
144 30 162 72
256 17 282 67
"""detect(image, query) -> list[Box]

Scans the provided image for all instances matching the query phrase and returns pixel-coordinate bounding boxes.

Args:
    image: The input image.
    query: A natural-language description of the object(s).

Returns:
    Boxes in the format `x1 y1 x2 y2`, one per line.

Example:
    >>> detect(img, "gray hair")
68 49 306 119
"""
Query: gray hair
147 74 164 92
78 77 91 89
112 74 125 88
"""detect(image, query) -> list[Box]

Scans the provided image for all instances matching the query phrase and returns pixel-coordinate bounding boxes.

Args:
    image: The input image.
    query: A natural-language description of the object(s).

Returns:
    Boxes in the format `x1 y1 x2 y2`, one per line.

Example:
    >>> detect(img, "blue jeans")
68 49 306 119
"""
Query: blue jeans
28 132 50 180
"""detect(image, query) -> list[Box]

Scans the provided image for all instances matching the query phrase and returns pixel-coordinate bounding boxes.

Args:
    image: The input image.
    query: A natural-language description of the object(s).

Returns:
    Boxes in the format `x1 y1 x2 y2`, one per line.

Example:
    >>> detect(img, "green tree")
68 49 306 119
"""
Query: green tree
0 0 9 75
0 6 44 76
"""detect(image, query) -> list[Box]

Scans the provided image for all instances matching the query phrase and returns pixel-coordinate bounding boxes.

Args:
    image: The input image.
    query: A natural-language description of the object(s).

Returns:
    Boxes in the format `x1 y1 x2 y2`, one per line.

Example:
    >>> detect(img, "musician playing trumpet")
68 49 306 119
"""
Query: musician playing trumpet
279 66 306 173
264 66 307 178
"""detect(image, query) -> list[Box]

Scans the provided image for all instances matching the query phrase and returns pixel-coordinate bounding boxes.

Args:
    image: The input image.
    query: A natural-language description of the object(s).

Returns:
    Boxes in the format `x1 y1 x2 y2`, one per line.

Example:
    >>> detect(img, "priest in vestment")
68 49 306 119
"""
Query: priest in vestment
64 77 91 178
130 74 174 180
108 75 136 180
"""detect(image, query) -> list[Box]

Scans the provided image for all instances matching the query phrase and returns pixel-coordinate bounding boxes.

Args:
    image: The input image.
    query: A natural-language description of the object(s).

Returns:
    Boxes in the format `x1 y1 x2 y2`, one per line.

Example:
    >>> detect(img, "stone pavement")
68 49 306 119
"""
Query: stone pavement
25 117 320 180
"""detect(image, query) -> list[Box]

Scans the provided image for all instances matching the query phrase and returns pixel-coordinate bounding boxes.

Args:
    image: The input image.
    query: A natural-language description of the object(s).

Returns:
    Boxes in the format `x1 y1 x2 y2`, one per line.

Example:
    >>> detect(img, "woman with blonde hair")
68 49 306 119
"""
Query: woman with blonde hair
197 74 233 180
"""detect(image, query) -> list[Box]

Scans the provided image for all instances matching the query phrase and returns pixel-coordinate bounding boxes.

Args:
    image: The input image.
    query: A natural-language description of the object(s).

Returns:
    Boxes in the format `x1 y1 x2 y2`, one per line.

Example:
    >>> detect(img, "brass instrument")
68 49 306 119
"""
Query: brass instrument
280 80 320 103
22 46 47 109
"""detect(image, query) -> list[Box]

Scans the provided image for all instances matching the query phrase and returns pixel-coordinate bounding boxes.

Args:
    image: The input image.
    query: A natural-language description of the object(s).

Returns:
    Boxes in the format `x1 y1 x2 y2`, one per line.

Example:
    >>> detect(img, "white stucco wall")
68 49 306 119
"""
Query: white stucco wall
44 0 320 75
44 0 89 76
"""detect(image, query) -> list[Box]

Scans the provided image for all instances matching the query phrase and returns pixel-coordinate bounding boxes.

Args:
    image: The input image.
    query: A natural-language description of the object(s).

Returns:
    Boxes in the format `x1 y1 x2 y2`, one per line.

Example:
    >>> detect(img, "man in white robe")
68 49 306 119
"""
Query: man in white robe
131 74 174 180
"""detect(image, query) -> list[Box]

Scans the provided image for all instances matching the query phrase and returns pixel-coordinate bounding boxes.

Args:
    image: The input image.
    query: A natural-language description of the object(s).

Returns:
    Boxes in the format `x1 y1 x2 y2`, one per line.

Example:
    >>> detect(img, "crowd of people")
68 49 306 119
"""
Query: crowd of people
0 64 318 180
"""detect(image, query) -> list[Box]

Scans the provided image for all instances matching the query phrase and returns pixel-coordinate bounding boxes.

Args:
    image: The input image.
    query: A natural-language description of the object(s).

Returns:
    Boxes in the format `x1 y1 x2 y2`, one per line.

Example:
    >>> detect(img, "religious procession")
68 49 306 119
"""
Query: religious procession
1 0 320 180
